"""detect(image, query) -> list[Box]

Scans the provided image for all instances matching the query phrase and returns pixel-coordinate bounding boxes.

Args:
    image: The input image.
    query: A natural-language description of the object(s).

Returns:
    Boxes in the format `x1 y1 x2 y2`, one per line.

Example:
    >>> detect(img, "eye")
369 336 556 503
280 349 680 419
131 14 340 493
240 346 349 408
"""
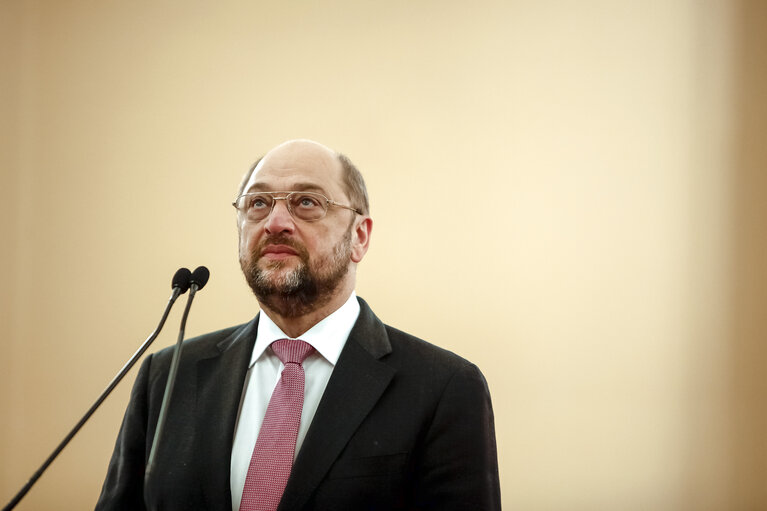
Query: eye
248 194 271 210
293 194 323 209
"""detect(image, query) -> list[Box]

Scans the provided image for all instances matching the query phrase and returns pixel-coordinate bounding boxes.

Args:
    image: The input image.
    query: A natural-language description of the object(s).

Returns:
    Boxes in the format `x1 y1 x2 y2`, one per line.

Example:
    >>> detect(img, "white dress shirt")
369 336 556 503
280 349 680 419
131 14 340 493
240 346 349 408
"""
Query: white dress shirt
229 292 361 511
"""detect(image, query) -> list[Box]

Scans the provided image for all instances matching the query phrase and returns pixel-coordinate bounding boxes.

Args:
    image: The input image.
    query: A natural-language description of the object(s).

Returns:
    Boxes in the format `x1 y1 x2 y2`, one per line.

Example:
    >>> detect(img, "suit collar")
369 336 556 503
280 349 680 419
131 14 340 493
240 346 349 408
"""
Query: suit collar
214 316 259 355
347 297 392 359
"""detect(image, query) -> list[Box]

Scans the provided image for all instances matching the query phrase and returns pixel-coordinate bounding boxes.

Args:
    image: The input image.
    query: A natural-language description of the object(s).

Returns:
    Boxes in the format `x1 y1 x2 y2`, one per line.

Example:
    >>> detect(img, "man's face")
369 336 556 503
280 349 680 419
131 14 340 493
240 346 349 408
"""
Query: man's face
237 141 365 317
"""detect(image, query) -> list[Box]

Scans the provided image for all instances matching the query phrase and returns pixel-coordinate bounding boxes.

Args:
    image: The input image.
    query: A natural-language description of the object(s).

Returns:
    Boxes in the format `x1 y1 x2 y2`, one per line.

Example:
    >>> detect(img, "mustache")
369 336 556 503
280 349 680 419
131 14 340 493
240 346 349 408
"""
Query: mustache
255 234 309 259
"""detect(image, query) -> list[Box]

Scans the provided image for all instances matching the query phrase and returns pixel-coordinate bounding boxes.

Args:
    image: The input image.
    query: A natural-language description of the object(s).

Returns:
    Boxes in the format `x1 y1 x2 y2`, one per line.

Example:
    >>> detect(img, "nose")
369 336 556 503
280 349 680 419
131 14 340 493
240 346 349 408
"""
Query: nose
263 197 295 234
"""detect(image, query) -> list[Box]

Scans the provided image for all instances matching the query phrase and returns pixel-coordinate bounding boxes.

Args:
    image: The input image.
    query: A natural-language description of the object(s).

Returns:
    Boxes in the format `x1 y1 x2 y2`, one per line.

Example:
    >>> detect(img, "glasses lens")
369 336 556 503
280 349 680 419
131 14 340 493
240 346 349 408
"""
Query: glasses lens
287 192 327 221
237 193 273 221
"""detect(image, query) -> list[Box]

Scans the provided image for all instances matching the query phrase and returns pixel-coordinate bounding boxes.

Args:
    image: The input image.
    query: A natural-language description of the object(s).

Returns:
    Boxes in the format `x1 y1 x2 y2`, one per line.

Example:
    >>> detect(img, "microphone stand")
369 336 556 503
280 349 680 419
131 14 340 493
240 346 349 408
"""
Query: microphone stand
144 266 208 509
2 283 188 511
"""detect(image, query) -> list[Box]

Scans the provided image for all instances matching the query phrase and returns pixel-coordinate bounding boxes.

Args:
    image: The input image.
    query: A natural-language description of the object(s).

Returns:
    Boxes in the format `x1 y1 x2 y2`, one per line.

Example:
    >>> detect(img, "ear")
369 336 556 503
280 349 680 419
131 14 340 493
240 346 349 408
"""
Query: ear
350 216 373 263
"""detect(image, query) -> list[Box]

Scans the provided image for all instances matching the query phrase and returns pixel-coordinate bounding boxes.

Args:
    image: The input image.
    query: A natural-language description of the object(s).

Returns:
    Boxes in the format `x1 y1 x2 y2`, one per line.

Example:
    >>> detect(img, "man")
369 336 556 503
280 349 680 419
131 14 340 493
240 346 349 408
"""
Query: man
96 140 501 510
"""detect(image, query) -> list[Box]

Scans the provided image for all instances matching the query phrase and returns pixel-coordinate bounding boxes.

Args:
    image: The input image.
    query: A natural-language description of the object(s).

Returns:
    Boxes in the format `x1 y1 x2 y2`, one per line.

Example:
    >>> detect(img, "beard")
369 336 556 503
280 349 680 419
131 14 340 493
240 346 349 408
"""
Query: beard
240 227 352 318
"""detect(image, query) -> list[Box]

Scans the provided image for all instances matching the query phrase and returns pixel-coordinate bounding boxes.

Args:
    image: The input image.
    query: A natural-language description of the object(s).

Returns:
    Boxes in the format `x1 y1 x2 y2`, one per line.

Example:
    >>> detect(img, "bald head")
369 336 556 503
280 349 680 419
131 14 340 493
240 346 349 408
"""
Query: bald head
237 139 369 215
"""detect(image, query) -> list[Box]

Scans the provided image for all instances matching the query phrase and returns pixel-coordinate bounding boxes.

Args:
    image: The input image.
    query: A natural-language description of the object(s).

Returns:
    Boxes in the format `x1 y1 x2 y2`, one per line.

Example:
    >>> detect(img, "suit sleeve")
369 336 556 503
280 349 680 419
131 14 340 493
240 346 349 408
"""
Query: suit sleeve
94 354 153 511
412 362 501 510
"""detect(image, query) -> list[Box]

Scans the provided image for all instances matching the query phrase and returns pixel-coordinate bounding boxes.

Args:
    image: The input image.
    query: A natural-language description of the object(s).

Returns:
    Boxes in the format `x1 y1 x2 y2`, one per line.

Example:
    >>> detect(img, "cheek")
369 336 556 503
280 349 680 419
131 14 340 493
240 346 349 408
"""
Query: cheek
239 226 260 257
307 228 334 254
313 230 345 261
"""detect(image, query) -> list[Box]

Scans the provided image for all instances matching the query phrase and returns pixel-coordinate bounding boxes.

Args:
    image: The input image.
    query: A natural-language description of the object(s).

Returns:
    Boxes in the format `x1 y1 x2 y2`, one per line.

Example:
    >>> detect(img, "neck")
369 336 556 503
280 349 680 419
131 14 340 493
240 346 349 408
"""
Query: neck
258 279 355 338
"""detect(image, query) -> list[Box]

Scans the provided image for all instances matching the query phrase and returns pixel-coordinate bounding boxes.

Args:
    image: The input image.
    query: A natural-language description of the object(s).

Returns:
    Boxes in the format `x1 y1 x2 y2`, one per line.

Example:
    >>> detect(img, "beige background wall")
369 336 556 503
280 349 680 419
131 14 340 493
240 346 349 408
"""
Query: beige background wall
1 1 765 509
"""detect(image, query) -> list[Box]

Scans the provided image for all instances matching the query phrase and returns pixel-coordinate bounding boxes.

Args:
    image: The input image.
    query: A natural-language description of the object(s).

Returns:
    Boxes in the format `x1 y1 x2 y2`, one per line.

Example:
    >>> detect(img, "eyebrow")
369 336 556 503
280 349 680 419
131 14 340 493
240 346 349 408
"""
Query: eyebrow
246 182 329 195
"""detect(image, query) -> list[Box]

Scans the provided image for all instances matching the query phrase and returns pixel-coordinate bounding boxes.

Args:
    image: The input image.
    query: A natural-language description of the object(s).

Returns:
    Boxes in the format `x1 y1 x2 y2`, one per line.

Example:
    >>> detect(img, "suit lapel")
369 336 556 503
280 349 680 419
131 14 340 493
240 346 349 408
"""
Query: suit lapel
195 317 259 510
278 299 395 511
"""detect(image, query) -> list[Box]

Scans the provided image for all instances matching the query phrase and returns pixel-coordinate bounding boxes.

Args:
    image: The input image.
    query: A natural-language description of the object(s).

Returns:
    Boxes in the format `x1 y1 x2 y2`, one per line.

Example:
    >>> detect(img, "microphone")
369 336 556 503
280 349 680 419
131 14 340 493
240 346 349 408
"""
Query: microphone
2 268 193 511
189 265 210 291
144 266 210 504
172 267 193 293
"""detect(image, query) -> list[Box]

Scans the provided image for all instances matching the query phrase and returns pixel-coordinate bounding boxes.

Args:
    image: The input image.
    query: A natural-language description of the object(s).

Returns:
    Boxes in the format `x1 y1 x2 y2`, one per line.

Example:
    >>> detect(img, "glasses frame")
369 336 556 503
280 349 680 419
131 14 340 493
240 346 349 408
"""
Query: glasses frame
232 190 361 223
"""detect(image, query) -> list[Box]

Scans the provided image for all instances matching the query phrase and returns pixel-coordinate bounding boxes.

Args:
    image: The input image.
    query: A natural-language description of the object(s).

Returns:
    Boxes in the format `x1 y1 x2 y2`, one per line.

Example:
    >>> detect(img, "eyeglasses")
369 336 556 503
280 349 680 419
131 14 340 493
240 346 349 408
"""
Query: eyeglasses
232 191 361 222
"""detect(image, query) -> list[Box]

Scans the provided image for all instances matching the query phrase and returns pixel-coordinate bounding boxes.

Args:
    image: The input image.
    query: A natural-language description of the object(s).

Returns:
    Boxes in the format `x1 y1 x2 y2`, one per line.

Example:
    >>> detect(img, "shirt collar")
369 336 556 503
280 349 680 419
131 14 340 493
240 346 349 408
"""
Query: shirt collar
250 291 360 367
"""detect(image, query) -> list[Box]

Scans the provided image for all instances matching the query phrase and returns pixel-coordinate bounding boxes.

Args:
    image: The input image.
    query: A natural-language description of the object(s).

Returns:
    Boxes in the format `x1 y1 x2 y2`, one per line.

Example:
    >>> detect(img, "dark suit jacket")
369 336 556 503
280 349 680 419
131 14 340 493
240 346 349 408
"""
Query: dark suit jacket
96 297 500 510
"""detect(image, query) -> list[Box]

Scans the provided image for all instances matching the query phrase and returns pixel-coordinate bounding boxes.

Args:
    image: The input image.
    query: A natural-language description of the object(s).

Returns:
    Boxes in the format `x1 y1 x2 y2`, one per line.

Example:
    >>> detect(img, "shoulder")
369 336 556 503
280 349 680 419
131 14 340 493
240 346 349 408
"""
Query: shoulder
355 297 484 385
147 318 257 372
381 322 487 387
383 323 473 368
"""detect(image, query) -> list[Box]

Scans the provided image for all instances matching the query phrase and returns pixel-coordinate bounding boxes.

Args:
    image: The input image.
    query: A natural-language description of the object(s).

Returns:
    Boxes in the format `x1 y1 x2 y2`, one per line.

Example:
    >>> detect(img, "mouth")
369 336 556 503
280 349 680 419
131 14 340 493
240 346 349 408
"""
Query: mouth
260 244 300 260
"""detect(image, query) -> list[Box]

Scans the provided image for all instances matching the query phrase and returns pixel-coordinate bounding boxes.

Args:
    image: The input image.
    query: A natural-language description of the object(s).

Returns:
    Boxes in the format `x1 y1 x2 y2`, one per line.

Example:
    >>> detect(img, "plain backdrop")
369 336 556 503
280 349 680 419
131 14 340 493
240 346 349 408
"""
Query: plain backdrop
1 1 765 509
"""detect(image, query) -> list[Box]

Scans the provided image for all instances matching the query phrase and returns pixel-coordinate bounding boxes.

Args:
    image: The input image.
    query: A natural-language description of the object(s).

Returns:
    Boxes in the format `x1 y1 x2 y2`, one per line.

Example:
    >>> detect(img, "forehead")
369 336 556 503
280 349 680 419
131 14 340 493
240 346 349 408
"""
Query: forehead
244 143 345 198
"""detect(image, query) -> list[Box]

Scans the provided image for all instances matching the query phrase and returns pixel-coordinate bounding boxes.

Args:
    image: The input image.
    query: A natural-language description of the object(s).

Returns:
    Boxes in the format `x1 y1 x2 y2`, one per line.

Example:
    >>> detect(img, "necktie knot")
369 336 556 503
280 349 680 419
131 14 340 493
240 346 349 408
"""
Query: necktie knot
271 338 314 365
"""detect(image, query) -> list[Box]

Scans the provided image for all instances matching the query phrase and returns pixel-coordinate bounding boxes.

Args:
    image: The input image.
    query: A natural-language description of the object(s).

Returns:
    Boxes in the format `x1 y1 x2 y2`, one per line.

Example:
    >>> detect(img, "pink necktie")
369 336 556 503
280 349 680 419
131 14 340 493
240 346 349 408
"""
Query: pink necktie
239 339 315 511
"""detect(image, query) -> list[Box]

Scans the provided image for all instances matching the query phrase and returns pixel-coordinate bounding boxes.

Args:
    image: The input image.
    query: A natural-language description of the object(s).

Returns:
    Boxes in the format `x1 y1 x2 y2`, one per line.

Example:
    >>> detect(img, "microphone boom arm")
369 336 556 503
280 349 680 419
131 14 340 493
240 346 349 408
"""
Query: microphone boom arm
2 285 186 511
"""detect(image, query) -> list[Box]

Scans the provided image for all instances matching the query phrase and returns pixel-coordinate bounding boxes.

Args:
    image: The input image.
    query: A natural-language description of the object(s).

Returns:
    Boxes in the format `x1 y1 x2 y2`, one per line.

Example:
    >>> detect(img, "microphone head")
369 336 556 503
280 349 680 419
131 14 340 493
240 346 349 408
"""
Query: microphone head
190 266 210 290
172 268 192 293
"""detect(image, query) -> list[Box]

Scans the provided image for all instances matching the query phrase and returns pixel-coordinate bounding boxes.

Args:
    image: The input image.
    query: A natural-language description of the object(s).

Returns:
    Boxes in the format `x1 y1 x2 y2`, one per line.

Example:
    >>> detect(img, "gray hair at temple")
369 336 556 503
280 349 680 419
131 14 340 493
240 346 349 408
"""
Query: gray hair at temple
236 152 370 216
